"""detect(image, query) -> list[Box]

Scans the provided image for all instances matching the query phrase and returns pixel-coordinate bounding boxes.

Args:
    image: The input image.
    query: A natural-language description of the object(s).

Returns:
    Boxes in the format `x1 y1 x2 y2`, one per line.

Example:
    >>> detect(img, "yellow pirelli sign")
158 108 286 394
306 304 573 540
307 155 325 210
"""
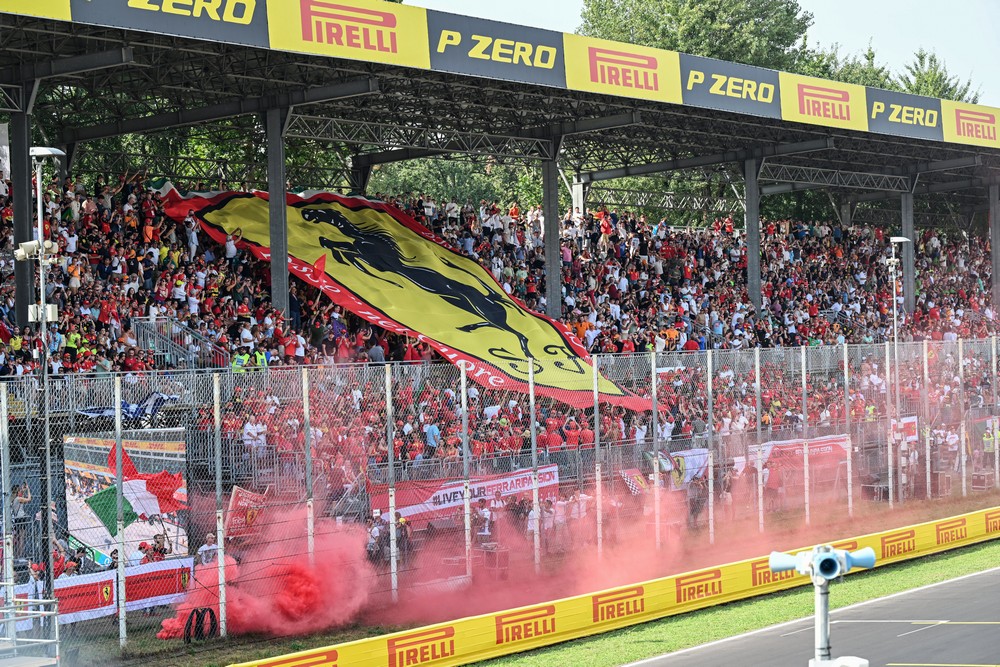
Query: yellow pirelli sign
778 72 868 132
563 33 682 105
0 0 71 21
941 100 1000 149
268 0 431 69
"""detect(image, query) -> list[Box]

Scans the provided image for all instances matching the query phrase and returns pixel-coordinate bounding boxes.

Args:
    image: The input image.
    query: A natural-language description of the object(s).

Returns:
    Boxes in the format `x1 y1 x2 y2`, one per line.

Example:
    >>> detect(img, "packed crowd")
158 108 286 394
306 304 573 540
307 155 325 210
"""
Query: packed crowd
0 172 994 381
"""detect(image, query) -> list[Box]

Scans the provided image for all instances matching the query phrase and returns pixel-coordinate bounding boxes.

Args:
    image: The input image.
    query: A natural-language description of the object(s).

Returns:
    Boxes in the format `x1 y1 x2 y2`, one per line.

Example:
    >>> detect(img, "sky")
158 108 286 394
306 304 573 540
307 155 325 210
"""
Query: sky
417 0 1000 105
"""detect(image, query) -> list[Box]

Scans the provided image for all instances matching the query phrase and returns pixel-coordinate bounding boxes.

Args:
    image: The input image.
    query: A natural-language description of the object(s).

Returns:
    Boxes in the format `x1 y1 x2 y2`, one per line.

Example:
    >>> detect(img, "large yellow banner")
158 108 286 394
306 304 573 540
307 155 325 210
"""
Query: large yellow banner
563 33 682 105
778 72 869 132
941 100 1000 149
162 187 644 409
231 506 1000 667
0 0 70 21
267 0 430 69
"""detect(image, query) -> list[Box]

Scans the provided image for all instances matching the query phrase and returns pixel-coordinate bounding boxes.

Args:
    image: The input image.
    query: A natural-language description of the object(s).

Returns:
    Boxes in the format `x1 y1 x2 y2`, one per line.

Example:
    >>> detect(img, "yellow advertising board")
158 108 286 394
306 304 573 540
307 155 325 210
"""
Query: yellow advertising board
563 33 682 105
230 505 1000 667
778 72 869 132
267 0 431 69
0 0 70 21
941 100 1000 149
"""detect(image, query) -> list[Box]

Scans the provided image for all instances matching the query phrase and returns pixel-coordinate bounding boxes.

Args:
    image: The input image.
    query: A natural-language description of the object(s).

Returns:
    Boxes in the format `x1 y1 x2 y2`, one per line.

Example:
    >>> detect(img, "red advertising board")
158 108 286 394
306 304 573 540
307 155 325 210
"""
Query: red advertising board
368 465 560 530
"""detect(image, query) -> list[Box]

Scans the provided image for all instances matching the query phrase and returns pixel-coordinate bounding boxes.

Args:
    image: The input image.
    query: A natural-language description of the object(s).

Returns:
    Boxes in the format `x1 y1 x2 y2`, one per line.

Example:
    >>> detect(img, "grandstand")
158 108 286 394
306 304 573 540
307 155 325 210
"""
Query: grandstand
0 2 999 666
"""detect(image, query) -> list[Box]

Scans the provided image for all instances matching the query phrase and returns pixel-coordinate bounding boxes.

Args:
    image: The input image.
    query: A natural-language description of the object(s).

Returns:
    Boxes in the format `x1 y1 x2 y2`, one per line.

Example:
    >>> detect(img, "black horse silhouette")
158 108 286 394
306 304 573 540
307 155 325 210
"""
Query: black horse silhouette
301 206 534 359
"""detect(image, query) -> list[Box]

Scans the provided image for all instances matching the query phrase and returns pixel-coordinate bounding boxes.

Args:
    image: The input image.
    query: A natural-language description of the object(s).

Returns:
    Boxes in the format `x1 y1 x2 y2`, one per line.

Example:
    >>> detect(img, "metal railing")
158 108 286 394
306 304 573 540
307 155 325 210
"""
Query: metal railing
0 593 60 666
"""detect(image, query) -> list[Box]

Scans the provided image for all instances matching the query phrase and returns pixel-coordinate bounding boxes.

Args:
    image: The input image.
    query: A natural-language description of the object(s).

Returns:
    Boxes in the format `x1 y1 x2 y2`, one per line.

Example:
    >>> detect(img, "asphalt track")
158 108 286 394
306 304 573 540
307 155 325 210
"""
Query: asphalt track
627 567 1000 667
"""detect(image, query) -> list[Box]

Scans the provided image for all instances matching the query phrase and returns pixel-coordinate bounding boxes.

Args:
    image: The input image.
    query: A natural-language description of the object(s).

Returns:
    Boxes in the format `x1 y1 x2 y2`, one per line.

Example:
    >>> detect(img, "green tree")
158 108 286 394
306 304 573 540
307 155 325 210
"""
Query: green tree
895 49 979 103
579 0 815 72
826 44 897 89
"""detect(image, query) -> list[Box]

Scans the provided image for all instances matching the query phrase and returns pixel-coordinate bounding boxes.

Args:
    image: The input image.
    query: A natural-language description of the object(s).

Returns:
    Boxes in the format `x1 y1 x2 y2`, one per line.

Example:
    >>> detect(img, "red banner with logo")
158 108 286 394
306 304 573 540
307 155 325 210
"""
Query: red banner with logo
225 485 270 539
367 465 560 531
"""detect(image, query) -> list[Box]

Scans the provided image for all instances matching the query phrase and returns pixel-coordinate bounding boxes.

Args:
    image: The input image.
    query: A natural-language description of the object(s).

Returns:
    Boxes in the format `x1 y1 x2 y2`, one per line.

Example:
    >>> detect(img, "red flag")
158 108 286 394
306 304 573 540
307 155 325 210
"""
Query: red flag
106 448 139 480
106 448 185 514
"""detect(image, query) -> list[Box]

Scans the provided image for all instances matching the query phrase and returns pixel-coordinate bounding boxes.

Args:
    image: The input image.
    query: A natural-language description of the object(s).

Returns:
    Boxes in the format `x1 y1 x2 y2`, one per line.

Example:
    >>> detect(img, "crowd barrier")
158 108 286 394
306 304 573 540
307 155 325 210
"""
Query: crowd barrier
231 506 1000 667
0 558 192 627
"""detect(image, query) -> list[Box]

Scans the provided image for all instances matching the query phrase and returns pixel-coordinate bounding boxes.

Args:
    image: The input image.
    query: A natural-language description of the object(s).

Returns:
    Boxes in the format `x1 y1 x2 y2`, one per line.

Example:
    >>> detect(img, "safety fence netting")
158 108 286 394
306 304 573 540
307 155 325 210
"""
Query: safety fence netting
0 340 997 663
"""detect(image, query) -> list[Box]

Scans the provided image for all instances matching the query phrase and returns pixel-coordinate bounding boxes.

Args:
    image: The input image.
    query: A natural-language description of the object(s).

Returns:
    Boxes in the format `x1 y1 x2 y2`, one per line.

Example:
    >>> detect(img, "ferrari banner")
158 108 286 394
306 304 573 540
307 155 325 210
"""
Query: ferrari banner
744 434 850 472
160 184 646 410
225 485 269 539
367 464 560 531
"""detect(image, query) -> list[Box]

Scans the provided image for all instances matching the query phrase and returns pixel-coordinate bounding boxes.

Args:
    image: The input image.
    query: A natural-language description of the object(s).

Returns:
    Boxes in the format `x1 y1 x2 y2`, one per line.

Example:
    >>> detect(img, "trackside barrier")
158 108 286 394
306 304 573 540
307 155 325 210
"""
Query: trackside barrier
229 505 1000 667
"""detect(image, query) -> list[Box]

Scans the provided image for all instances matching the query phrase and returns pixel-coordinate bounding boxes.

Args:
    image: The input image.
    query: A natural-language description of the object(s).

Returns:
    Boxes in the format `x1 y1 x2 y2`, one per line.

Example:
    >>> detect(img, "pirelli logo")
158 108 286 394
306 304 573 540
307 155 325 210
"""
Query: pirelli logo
495 605 556 645
254 650 338 667
955 109 998 141
387 627 456 667
675 569 723 604
987 509 1000 534
798 84 852 121
936 518 968 546
592 586 645 623
881 529 916 559
751 558 794 588
588 48 659 92
300 0 398 53
833 540 859 552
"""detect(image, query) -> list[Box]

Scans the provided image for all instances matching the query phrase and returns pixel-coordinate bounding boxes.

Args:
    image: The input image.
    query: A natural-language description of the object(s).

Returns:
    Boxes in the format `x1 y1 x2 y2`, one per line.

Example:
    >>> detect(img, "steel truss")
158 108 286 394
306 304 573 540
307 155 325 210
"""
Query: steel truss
758 162 912 193
587 186 744 213
285 115 554 163
852 206 971 229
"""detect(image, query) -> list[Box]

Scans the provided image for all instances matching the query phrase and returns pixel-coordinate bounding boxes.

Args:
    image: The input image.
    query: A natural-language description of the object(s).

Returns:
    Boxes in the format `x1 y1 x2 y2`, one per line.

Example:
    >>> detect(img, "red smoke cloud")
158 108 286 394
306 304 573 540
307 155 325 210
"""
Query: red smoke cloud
160 486 998 640
158 510 373 639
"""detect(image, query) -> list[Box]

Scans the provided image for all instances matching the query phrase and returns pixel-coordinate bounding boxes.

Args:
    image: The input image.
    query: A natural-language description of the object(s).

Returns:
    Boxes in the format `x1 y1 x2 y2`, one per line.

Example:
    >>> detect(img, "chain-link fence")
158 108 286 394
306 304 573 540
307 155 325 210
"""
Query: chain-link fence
0 337 999 663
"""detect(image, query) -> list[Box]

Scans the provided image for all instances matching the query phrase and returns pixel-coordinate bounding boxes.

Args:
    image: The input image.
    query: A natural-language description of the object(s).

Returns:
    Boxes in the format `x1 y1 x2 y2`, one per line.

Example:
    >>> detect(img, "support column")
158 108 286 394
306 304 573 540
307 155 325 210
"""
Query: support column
266 108 290 316
991 184 1000 315
744 159 762 313
542 157 562 320
901 192 916 313
348 162 371 195
571 177 589 216
11 105 33 328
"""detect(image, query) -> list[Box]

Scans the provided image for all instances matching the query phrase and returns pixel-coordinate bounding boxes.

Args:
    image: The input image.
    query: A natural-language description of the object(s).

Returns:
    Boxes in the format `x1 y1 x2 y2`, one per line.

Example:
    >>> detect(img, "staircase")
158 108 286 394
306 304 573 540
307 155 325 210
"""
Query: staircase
133 317 230 369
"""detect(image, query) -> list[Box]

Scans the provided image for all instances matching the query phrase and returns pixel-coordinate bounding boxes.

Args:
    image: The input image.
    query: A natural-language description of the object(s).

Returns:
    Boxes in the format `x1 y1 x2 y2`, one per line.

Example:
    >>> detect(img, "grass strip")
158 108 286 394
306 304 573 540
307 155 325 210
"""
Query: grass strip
478 538 1000 667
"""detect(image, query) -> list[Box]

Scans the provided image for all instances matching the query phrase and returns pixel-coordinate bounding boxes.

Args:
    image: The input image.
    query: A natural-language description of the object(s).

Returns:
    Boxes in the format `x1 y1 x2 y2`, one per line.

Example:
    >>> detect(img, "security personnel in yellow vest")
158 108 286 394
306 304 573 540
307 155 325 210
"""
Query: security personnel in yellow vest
984 424 995 454
232 346 250 373
252 348 267 371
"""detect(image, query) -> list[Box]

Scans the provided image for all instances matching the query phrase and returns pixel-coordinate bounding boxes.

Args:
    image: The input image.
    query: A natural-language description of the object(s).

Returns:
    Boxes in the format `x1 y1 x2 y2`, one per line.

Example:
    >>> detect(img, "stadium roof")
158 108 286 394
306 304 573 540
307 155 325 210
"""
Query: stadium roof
1 1 999 319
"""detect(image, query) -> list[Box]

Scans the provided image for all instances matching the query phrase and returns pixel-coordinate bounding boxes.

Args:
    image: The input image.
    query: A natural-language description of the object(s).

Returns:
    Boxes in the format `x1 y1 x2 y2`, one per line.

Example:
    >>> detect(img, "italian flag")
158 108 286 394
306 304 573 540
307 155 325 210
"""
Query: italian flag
85 449 184 534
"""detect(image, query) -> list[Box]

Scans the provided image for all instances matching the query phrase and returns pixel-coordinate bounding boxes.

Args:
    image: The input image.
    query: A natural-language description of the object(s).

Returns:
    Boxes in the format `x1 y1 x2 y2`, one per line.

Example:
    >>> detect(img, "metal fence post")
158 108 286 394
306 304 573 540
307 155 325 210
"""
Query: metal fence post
886 341 894 509
843 343 851 456
460 362 472 579
756 445 764 533
754 347 762 442
528 360 541 574
959 339 967 498
593 357 603 562
385 364 398 602
803 439 810 526
707 450 715 545
302 368 314 567
213 373 227 638
846 435 853 518
993 337 1000 491
650 351 661 551
0 384 14 643
923 339 932 500
801 346 808 439
114 376 127 648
